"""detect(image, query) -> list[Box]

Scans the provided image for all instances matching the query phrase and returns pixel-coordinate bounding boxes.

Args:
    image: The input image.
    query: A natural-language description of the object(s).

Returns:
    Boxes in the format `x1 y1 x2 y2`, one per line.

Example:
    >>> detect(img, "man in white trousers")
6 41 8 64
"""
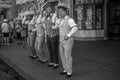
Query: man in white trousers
52 3 78 78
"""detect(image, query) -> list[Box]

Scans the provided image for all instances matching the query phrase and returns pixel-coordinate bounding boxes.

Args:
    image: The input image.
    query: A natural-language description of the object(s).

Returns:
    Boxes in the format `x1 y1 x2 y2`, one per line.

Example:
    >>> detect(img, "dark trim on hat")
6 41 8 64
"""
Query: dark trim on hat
57 6 69 11
43 3 51 9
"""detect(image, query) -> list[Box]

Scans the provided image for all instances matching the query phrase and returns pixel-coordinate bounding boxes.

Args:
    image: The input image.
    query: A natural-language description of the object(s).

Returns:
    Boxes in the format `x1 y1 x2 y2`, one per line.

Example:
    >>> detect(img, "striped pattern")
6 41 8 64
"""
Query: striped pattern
45 15 59 38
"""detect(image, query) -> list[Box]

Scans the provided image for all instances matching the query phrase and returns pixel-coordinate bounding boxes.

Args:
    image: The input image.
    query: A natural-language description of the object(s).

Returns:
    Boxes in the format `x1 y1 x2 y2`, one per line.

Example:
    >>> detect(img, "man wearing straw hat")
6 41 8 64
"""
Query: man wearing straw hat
43 1 59 69
52 3 78 78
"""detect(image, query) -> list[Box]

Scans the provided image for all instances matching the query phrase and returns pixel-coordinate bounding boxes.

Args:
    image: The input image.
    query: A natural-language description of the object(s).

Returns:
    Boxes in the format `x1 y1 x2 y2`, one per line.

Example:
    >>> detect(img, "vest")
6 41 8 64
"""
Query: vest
45 13 59 38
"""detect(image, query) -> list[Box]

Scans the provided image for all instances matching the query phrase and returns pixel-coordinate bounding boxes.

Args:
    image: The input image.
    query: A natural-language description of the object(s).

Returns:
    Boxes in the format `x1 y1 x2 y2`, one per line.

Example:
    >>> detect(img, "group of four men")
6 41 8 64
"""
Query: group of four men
28 3 78 78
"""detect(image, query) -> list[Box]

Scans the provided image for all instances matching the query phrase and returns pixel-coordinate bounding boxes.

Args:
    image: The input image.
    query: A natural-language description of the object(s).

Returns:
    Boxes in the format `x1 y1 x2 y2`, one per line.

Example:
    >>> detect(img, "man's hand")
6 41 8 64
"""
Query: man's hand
64 35 70 40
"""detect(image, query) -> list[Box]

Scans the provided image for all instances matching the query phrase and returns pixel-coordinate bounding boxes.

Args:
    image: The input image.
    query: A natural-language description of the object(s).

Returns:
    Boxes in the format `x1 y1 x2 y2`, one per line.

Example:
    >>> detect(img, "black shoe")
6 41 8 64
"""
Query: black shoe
53 65 59 69
29 55 33 58
32 56 37 59
47 64 54 67
41 60 48 64
38 60 41 62
29 55 37 59
60 71 67 75
66 74 72 78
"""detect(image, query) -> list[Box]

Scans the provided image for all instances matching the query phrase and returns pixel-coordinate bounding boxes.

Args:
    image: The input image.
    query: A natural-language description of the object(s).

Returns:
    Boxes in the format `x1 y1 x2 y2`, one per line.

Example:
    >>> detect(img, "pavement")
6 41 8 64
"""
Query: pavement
0 40 120 80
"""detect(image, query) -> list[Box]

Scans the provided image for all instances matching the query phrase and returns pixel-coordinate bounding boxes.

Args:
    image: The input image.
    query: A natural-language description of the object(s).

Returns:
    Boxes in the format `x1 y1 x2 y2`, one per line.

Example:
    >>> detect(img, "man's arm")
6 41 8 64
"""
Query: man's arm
67 19 78 38
67 26 78 38
51 18 61 29
64 18 78 40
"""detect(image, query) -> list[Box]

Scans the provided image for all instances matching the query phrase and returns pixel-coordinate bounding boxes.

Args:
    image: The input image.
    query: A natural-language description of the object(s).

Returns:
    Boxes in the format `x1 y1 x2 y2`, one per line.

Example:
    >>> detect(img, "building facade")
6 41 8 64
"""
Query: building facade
15 0 120 40
72 0 105 40
0 0 16 22
16 0 37 20
60 0 120 41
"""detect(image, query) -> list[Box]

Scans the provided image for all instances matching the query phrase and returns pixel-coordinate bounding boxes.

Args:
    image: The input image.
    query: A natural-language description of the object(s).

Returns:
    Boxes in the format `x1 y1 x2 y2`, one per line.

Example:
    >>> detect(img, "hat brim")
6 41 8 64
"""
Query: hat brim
57 5 69 10
42 3 51 10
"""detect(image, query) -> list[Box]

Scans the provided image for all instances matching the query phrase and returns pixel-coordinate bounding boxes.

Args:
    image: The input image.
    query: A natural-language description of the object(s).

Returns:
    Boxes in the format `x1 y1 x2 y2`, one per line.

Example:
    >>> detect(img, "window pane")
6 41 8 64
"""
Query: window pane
85 5 94 29
96 9 102 29
75 5 84 29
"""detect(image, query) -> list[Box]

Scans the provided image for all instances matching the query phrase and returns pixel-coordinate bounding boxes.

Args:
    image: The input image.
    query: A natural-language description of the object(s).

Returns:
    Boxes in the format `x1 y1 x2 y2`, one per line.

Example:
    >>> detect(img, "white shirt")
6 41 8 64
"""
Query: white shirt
22 16 26 24
36 14 42 24
51 13 57 23
1 23 10 33
32 16 45 36
30 15 37 25
52 16 78 37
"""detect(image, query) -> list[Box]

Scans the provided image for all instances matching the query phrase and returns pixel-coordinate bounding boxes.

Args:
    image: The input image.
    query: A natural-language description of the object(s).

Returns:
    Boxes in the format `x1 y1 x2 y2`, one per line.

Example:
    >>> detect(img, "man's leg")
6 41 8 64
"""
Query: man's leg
29 36 37 59
64 39 74 75
31 36 37 56
47 36 54 66
53 35 59 66
38 36 48 62
59 42 66 71
3 33 6 45
35 37 42 60
6 33 9 45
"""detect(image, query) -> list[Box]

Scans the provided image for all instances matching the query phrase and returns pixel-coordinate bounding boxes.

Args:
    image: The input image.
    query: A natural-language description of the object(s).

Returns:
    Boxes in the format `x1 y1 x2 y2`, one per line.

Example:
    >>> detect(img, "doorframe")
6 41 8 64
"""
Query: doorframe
104 0 109 39
106 0 120 39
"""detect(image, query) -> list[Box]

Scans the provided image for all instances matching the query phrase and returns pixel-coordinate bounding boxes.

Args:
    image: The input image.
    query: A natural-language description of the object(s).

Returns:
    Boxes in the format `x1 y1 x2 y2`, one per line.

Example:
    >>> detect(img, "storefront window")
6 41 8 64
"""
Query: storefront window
74 0 103 30
75 0 95 4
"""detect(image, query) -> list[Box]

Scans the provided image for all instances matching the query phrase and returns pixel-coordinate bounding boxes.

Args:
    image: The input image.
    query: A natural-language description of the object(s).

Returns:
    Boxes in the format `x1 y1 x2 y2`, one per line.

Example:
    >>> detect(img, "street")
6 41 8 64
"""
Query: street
0 40 120 80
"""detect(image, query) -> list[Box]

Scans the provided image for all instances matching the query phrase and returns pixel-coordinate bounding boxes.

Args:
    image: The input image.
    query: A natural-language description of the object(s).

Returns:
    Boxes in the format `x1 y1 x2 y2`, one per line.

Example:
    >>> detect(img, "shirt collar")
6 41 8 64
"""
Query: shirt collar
60 16 68 20
64 16 68 19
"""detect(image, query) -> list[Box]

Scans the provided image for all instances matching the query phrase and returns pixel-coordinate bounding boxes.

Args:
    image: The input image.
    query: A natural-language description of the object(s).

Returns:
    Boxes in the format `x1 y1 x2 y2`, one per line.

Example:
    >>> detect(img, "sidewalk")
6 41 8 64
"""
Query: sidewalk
0 40 120 80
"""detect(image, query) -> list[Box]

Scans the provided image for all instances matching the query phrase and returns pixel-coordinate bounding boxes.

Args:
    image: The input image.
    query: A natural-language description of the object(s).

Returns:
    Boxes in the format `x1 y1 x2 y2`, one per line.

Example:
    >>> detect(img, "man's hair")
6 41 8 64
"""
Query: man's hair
58 7 69 15
58 7 67 12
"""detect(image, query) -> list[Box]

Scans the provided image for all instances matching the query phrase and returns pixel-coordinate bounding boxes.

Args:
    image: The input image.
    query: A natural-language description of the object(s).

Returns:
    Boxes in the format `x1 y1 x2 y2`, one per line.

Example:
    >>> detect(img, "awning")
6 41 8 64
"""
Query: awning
0 4 12 8
16 0 34 4
18 11 34 16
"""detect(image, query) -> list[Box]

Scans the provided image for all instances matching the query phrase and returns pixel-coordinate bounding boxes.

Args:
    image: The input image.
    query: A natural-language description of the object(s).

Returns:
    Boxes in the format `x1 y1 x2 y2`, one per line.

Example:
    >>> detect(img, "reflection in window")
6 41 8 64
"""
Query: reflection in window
96 9 101 29
76 6 83 29
74 0 103 30
85 5 94 29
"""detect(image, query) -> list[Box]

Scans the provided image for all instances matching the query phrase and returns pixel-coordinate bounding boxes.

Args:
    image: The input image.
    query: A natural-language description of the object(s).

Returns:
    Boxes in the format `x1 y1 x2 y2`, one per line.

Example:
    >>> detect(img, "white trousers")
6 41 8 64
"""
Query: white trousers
35 36 47 60
59 39 74 74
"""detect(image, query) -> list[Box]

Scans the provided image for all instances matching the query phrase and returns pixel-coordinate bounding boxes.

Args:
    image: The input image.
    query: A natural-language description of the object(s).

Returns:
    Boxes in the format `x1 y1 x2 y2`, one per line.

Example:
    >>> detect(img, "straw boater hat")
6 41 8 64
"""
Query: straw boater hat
57 3 70 10
42 2 51 10
42 1 58 10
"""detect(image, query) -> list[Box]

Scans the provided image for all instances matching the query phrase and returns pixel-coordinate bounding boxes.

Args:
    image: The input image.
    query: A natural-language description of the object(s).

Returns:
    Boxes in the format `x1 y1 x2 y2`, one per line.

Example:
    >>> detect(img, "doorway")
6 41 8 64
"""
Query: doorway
0 9 7 21
107 0 120 40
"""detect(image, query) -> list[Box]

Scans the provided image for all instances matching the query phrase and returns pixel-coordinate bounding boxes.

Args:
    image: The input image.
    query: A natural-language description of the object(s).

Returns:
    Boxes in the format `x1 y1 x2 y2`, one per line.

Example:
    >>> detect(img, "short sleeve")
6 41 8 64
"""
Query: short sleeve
36 15 42 24
68 18 77 28
52 13 57 23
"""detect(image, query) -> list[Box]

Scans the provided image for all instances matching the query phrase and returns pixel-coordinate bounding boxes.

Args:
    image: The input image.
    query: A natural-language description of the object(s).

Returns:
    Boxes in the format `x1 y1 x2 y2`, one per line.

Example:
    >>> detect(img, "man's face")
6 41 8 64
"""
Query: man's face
45 6 51 15
58 8 66 18
43 11 46 17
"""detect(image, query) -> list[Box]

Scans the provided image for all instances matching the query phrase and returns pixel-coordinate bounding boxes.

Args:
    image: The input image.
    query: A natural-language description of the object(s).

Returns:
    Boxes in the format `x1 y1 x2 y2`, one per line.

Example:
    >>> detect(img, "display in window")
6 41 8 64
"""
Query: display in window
75 0 84 4
95 0 103 3
84 0 95 3
76 6 84 29
75 0 95 4
96 9 101 29
85 6 93 29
